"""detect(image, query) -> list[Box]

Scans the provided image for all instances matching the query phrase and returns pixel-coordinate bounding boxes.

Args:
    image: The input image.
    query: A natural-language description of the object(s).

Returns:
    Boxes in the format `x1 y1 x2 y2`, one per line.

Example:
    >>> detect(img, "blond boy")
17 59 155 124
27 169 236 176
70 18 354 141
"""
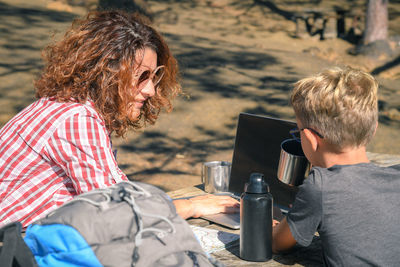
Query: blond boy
272 67 400 266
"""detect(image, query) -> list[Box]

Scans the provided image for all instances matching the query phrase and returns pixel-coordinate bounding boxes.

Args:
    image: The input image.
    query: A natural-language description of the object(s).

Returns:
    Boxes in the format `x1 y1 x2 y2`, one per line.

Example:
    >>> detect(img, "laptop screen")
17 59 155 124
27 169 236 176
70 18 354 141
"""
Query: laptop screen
229 113 299 208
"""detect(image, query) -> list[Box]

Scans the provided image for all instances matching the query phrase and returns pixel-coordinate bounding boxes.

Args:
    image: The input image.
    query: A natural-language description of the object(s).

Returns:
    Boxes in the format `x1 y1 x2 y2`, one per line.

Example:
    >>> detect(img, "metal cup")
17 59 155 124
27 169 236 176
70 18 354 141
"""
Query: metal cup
277 139 311 186
201 161 232 193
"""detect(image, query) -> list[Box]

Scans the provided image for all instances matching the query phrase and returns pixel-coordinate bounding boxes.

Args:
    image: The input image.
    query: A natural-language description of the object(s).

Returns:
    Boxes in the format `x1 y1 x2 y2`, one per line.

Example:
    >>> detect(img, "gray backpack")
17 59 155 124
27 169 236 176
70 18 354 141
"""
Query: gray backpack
24 181 222 267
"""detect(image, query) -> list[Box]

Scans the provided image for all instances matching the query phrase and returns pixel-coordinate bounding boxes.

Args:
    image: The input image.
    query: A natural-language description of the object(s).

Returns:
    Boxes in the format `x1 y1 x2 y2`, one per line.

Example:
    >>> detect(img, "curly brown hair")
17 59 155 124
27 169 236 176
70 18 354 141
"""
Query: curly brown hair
35 10 181 136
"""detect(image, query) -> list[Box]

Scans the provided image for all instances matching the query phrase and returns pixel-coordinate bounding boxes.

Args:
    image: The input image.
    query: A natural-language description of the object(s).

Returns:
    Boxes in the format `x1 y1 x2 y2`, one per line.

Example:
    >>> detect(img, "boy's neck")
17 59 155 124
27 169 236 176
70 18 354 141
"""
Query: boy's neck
317 145 370 168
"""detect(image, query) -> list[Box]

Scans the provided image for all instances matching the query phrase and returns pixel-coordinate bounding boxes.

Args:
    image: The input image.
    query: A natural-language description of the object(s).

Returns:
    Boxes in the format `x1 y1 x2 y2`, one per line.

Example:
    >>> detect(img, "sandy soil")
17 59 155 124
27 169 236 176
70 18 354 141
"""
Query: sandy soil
1 0 400 192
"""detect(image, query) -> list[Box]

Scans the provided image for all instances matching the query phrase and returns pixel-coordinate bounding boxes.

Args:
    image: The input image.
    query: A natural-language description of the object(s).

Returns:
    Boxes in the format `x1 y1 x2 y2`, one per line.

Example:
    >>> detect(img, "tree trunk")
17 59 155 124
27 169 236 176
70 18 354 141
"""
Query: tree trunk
364 0 389 44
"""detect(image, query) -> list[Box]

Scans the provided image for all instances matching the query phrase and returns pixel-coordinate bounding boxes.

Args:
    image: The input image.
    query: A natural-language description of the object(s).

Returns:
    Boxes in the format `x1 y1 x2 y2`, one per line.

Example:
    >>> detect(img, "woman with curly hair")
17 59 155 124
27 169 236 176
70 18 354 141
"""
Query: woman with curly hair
0 10 238 228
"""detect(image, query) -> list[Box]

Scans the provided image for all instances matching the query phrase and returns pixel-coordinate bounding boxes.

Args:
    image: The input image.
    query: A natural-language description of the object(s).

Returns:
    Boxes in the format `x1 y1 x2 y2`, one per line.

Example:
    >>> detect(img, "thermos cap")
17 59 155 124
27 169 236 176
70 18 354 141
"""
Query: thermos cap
244 173 269 193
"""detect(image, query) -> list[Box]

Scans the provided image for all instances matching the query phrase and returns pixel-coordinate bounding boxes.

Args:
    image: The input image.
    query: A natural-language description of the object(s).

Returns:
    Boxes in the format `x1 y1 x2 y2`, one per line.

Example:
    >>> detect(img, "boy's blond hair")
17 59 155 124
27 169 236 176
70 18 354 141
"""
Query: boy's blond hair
290 66 378 149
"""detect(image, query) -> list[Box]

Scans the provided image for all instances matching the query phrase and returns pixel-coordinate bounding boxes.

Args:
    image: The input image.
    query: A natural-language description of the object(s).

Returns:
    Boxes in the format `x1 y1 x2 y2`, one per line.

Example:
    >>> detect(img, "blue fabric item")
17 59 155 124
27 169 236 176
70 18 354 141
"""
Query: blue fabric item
24 224 103 267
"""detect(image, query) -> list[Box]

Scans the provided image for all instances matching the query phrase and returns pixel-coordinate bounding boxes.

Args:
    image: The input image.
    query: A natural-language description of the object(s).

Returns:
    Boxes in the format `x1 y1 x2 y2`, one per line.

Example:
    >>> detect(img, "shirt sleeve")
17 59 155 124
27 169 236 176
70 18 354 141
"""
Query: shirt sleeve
44 112 127 194
286 168 323 247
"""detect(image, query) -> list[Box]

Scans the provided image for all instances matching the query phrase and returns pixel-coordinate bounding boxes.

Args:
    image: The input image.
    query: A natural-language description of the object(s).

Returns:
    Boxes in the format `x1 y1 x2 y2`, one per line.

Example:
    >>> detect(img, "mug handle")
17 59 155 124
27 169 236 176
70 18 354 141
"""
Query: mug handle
201 165 204 184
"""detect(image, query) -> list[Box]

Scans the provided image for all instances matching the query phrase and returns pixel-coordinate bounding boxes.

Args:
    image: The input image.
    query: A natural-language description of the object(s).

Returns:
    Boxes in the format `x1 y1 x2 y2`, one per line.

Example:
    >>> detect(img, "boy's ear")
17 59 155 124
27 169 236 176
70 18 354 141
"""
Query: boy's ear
303 128 319 152
373 121 378 137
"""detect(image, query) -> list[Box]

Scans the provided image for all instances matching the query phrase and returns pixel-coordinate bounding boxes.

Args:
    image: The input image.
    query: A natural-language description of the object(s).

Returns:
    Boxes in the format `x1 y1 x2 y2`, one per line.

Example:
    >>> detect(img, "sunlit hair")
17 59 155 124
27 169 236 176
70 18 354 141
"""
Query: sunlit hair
35 10 181 136
290 66 378 149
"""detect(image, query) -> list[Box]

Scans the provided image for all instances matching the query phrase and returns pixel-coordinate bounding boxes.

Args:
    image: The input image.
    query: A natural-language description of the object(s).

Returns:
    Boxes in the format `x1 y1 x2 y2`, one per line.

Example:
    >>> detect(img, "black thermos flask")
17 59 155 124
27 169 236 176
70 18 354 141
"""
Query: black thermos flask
240 173 273 261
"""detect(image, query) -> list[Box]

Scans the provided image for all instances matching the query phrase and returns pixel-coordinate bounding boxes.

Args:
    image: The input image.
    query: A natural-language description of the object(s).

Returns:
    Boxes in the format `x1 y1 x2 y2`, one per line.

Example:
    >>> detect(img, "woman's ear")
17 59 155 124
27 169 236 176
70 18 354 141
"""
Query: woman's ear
303 128 319 152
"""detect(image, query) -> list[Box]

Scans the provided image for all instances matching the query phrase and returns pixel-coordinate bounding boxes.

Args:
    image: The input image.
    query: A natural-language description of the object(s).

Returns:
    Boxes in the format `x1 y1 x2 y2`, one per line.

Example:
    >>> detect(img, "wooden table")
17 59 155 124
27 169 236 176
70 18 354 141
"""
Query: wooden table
167 152 400 266
292 6 364 40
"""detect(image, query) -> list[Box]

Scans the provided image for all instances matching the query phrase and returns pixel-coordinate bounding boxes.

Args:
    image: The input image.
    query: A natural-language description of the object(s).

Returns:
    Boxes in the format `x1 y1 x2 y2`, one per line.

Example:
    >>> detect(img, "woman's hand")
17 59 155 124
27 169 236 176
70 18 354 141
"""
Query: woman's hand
173 194 240 219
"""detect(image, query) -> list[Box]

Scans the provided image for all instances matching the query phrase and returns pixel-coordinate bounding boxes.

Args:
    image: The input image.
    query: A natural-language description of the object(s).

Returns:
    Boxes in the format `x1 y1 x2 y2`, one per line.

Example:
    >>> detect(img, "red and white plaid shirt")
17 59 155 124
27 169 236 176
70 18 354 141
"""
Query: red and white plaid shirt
0 98 127 228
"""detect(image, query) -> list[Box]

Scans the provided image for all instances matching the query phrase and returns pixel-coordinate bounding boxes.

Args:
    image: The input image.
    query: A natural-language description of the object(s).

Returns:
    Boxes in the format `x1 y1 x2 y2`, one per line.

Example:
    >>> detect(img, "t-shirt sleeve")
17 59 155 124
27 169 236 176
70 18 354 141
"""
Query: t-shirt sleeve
44 112 127 194
286 168 323 247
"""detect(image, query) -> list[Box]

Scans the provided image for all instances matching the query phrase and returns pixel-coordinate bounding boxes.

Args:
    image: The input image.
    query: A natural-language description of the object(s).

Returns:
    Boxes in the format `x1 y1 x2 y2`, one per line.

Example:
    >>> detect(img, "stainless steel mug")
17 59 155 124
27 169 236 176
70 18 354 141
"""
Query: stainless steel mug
277 139 311 186
201 161 231 193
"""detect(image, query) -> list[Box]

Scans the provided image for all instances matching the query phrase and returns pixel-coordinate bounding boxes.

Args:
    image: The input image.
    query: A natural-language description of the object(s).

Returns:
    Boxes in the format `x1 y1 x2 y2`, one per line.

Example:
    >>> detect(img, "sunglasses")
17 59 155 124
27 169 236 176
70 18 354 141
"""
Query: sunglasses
136 65 165 89
290 127 324 142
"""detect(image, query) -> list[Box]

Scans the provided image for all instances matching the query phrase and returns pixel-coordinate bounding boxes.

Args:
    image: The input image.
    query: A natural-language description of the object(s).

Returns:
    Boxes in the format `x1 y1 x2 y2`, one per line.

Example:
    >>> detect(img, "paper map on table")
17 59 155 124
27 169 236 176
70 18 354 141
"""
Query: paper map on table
190 225 239 254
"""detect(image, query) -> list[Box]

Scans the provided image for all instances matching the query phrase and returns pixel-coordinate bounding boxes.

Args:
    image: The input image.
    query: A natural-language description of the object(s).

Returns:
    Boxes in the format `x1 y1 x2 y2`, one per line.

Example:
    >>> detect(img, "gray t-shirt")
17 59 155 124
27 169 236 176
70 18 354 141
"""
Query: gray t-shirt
287 163 400 266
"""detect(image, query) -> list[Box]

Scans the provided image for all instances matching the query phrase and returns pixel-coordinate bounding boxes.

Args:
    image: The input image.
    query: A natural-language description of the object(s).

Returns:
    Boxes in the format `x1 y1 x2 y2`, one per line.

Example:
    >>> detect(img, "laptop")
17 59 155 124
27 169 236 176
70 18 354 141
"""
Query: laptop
201 113 299 229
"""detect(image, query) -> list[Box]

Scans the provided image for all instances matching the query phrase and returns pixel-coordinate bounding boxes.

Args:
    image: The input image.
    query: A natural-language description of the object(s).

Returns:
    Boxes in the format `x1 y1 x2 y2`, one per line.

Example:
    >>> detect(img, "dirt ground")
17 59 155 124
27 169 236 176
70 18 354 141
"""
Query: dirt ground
1 0 400 192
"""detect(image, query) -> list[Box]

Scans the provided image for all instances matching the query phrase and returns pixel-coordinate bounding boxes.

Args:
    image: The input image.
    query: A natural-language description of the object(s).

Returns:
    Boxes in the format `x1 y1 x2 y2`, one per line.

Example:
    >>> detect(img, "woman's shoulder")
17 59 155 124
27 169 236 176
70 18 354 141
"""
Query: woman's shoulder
19 98 105 133
38 97 100 117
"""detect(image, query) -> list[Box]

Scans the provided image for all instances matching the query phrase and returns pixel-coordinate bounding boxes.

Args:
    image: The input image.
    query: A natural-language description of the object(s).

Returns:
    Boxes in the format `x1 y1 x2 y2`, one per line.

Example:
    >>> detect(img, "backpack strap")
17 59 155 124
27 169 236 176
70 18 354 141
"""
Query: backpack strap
0 222 38 267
